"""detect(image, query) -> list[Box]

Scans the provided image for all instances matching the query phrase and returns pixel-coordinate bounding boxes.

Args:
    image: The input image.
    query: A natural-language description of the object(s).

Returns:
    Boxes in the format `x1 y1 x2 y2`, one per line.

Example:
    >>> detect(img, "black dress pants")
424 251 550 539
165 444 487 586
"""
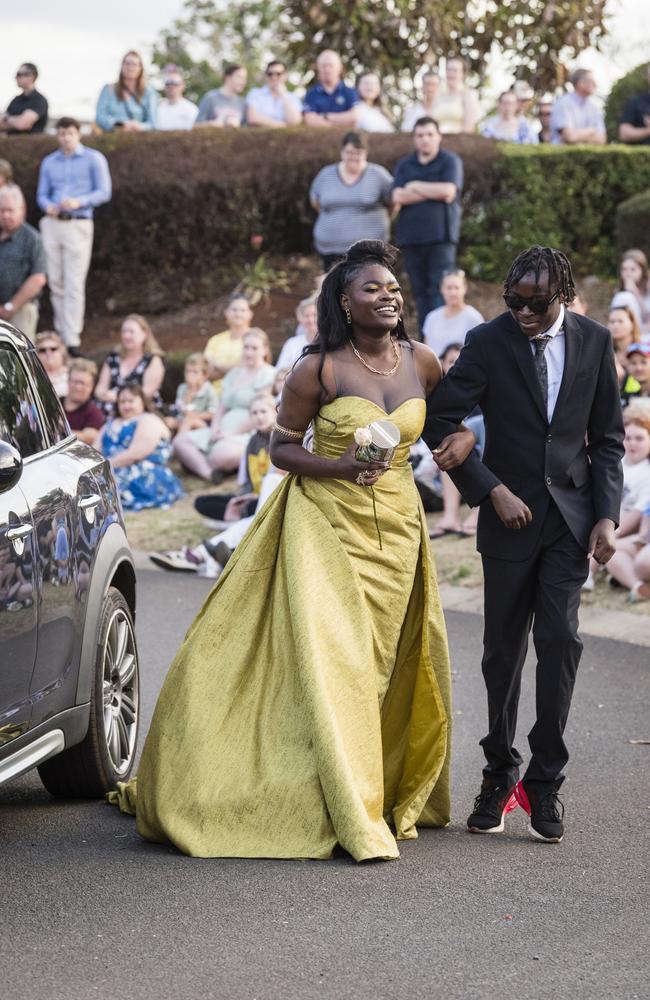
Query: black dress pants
402 242 457 332
480 500 589 789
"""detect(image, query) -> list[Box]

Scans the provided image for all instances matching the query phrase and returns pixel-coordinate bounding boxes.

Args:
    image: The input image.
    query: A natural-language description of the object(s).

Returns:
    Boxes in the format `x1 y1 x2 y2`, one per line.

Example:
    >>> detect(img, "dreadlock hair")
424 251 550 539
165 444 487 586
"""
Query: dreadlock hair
504 245 576 303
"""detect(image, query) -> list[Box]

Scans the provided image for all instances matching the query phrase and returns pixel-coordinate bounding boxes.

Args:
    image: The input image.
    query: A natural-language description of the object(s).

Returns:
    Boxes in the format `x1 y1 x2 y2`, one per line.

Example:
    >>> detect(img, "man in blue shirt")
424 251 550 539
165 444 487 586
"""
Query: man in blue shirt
303 50 359 128
392 117 464 332
37 117 112 353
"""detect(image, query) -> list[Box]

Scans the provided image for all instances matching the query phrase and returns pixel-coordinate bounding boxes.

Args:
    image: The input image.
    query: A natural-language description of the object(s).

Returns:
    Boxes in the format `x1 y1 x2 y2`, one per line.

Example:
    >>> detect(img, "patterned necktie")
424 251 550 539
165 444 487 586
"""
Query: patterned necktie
532 335 552 406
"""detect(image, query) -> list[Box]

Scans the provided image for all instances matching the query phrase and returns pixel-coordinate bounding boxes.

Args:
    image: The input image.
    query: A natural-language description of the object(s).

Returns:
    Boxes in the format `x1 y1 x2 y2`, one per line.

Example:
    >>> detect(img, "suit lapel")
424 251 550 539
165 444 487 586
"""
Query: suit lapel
550 310 583 425
506 314 548 423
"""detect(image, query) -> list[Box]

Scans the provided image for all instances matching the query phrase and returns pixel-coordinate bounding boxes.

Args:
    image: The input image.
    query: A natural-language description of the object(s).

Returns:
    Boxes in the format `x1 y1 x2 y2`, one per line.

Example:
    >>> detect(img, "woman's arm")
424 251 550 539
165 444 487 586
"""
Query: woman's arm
269 355 388 483
96 84 117 132
110 414 165 469
94 361 116 403
412 341 477 469
141 355 165 400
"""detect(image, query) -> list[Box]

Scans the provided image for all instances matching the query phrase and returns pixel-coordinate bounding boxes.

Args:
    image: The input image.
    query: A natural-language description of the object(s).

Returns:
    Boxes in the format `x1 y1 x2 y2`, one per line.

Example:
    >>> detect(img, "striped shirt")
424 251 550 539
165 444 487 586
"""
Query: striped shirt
309 163 393 256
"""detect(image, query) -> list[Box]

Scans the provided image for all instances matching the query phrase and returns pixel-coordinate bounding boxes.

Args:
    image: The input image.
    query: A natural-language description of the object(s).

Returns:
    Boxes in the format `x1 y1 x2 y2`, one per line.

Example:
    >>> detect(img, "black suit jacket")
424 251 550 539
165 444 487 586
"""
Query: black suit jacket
422 310 625 561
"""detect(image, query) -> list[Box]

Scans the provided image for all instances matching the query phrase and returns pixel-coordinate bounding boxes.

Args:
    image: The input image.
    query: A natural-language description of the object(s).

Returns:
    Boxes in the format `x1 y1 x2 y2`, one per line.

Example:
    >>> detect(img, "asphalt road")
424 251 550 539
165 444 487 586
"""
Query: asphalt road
1 569 648 1000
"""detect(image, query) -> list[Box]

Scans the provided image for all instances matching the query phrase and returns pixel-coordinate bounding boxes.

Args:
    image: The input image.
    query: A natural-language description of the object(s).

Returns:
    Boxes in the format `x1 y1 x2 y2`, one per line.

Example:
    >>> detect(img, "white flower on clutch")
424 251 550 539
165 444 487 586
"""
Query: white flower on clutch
354 425 373 447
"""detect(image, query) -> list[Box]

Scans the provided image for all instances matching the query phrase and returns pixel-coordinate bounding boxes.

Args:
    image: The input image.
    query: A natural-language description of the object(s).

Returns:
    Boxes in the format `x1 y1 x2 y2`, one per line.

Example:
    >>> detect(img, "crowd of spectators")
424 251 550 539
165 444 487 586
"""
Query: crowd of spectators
3 51 649 143
1 48 650 597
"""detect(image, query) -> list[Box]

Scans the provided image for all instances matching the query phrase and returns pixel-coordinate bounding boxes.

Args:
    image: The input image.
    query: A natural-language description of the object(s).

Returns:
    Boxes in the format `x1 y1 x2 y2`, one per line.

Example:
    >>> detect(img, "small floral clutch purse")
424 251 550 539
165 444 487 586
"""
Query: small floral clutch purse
354 419 400 464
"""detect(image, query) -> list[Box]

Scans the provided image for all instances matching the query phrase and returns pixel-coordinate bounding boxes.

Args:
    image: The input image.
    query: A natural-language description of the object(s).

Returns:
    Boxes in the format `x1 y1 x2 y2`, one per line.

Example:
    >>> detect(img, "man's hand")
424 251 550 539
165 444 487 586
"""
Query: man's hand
432 429 476 471
588 518 616 565
60 197 81 211
490 484 532 530
0 306 11 321
46 204 60 217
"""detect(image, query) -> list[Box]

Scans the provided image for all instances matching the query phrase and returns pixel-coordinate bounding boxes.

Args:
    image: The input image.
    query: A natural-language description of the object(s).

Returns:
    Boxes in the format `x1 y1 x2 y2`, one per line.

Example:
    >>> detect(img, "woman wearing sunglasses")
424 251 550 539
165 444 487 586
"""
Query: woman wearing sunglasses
423 245 625 845
35 331 69 398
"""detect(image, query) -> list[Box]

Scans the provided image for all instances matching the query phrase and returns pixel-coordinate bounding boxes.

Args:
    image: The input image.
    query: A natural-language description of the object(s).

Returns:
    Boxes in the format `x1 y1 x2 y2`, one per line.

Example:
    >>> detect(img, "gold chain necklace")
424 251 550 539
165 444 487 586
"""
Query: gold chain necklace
350 338 401 376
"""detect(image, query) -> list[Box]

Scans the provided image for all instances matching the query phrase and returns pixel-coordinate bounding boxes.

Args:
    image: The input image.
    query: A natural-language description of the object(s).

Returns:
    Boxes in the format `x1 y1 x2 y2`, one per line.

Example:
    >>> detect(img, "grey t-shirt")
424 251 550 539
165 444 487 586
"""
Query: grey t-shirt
310 163 393 255
422 304 484 357
196 89 245 126
0 222 47 302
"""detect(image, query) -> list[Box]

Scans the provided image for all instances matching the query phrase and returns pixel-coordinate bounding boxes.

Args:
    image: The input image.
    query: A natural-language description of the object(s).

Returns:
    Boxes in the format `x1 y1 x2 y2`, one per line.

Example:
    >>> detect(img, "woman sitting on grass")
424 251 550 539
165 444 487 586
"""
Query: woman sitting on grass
98 385 183 512
95 314 165 416
173 329 275 482
203 294 254 390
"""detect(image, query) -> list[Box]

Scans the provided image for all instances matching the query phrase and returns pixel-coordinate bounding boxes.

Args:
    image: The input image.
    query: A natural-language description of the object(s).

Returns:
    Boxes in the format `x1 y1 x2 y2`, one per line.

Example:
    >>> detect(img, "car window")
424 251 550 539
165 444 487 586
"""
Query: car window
23 348 71 446
0 345 48 458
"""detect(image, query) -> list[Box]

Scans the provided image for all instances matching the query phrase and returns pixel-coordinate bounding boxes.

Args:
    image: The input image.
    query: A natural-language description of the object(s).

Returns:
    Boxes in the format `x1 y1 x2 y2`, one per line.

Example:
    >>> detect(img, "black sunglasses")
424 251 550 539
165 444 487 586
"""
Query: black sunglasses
503 290 559 315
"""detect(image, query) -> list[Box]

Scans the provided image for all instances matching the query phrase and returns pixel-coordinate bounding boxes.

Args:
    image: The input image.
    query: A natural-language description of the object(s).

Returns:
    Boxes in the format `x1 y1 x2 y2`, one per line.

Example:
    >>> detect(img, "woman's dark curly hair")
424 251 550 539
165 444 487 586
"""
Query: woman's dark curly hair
302 240 409 390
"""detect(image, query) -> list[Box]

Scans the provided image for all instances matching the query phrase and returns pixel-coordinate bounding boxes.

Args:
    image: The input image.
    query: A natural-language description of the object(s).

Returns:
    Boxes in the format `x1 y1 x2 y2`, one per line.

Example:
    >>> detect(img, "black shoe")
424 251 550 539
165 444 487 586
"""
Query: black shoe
203 538 233 567
515 782 564 843
467 780 518 834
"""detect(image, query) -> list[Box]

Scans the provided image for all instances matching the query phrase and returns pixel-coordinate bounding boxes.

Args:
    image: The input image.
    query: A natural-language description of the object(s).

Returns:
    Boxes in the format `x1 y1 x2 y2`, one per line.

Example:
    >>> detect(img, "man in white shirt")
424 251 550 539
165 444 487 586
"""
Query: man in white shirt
246 61 302 127
550 69 606 145
156 66 198 131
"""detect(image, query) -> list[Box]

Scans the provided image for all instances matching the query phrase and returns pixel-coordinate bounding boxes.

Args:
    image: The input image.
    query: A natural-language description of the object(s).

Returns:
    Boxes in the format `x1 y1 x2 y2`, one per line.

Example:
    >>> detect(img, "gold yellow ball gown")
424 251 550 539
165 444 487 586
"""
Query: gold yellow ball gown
109 395 452 860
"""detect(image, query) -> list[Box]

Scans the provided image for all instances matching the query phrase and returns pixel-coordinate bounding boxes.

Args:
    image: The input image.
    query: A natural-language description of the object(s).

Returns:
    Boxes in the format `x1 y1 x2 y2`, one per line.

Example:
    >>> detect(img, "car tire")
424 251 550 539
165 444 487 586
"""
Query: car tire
38 587 139 798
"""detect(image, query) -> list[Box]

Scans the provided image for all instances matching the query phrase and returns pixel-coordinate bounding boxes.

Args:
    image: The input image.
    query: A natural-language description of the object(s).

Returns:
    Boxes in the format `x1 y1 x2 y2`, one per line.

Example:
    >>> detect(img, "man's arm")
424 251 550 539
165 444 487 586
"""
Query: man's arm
560 125 605 144
36 158 55 213
405 180 457 203
82 152 112 208
422 330 502 505
0 273 46 319
587 335 625 526
4 109 39 132
619 119 650 143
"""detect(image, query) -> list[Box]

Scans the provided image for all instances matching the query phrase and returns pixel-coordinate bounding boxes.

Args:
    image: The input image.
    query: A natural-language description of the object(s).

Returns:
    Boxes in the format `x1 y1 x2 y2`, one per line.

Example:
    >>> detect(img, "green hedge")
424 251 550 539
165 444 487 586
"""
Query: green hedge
462 144 650 280
604 62 650 142
0 129 649 314
616 190 650 257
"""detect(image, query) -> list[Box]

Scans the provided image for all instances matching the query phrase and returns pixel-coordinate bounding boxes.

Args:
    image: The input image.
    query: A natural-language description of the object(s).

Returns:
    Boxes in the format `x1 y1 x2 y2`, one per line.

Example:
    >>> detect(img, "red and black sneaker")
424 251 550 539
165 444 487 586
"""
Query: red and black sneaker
467 780 518 834
515 781 564 843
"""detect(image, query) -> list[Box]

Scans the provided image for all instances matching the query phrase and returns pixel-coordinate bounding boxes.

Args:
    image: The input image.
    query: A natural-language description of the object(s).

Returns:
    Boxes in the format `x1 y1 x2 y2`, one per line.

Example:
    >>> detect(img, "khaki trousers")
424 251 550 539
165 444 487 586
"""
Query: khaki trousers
9 300 39 342
40 217 94 348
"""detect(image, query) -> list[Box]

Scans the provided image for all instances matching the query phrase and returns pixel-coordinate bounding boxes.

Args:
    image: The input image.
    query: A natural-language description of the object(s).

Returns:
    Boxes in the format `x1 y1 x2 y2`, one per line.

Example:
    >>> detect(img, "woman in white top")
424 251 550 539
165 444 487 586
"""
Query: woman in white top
422 270 484 357
431 56 479 134
401 70 440 132
275 296 318 371
355 72 394 133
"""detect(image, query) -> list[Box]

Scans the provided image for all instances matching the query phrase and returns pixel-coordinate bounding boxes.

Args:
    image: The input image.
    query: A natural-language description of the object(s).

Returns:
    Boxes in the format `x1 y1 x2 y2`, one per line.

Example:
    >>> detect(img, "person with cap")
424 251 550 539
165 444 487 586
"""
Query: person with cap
625 342 650 401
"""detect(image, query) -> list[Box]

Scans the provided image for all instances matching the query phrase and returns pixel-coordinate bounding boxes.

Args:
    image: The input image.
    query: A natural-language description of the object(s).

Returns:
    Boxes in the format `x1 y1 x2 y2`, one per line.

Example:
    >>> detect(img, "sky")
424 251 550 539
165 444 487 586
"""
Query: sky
3 0 650 120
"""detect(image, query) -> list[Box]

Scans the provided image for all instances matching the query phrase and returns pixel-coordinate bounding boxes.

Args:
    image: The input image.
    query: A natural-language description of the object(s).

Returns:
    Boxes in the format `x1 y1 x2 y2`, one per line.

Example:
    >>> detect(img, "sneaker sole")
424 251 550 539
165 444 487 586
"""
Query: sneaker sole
527 821 563 844
148 555 200 572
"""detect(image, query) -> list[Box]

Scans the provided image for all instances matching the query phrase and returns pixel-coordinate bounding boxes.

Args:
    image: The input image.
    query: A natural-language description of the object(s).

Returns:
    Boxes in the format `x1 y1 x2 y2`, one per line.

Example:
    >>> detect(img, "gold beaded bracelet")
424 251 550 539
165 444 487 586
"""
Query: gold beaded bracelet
272 421 306 440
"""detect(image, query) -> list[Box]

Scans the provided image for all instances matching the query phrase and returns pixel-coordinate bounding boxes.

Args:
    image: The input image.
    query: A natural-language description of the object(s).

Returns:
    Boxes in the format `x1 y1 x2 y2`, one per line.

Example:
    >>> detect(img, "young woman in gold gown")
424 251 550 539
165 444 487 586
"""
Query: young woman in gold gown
109 241 475 860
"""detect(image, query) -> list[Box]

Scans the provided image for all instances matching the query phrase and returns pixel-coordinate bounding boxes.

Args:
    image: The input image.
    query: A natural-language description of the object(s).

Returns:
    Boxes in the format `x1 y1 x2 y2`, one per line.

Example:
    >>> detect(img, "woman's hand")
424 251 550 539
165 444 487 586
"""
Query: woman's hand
333 443 389 485
432 429 476 470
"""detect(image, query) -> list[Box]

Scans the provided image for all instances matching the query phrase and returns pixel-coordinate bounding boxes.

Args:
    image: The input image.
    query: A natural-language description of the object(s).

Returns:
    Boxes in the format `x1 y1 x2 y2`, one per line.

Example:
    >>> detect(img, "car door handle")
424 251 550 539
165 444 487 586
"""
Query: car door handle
78 493 102 524
6 523 33 557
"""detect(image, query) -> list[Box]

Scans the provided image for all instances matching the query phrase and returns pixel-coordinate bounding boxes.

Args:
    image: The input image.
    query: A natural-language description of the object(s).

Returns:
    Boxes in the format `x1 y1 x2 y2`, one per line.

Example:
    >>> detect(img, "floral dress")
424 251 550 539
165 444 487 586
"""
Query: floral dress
101 418 183 512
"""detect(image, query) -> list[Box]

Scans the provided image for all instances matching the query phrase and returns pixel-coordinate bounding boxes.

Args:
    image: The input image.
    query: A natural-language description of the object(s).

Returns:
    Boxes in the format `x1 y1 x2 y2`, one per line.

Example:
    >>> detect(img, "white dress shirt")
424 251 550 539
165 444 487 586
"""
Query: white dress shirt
530 304 565 422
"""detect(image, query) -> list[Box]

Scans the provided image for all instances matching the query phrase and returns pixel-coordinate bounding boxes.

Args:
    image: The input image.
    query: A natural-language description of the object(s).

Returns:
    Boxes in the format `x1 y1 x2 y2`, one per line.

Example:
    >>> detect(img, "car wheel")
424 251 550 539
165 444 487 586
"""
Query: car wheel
38 587 139 798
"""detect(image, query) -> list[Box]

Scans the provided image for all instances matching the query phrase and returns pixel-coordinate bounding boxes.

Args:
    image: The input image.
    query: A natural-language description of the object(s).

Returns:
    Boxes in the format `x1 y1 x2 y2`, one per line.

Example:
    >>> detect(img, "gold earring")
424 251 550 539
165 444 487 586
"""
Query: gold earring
345 308 352 325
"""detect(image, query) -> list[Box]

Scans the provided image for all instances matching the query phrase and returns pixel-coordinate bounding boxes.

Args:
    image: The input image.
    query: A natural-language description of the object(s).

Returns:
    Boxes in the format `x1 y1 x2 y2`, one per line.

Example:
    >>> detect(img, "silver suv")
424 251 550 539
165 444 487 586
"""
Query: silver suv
0 323 139 796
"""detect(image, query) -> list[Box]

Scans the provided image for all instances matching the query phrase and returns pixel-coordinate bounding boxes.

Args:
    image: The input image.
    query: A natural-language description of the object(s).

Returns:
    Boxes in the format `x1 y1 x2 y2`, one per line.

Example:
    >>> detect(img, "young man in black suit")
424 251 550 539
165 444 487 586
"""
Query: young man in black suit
426 246 624 843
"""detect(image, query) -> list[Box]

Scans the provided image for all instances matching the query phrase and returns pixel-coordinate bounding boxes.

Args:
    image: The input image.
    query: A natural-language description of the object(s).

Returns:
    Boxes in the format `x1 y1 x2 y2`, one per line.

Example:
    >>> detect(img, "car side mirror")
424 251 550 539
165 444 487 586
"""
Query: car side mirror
0 441 23 493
